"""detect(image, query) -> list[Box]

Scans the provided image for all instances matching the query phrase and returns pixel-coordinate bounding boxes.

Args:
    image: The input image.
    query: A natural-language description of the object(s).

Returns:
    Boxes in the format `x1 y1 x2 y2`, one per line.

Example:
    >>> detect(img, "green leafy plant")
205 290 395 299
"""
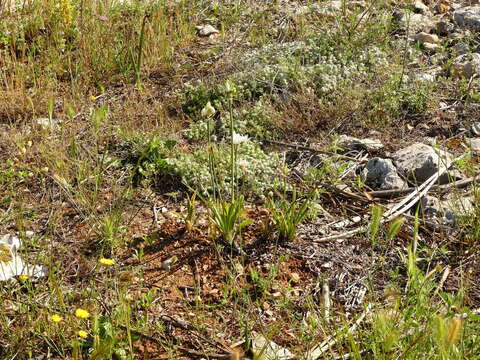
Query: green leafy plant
209 196 251 252
268 191 313 241
130 137 176 185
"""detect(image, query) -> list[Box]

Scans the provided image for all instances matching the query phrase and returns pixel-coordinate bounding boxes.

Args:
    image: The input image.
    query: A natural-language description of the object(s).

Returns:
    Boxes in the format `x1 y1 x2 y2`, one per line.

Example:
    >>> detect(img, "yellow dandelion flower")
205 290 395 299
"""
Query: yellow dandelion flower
99 258 115 266
89 95 96 102
50 314 63 323
18 275 29 281
78 330 88 338
75 308 90 319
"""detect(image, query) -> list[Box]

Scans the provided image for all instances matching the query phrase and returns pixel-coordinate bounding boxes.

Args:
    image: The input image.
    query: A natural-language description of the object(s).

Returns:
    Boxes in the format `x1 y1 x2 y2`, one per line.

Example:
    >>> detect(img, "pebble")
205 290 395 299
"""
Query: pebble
196 24 220 37
414 32 439 44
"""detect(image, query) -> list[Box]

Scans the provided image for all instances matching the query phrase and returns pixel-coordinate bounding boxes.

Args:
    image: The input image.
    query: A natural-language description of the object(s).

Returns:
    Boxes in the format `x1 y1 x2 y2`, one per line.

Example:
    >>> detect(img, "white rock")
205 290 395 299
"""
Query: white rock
420 194 475 226
466 138 480 151
423 42 439 52
454 6 480 31
472 121 480 136
452 53 480 78
414 1 430 14
35 117 60 130
337 135 384 151
360 158 406 190
414 32 439 44
196 24 219 37
251 333 293 360
392 143 463 185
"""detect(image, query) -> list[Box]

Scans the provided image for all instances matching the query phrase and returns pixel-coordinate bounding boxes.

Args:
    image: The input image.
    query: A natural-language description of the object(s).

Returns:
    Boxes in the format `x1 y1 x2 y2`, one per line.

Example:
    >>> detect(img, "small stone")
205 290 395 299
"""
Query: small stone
24 231 34 238
466 138 480 151
452 53 480 78
251 333 294 360
196 24 220 37
472 122 480 136
414 32 439 44
414 1 430 15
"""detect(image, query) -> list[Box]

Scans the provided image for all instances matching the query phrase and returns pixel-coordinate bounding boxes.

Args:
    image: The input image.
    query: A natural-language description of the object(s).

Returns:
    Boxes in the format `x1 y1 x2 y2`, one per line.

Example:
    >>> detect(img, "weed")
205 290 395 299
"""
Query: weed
268 191 314 242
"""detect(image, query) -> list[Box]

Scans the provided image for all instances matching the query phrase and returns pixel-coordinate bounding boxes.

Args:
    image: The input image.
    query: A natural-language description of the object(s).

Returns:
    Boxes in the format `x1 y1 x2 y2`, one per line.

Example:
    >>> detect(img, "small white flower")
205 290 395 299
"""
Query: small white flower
237 159 249 168
232 132 249 145
201 102 216 118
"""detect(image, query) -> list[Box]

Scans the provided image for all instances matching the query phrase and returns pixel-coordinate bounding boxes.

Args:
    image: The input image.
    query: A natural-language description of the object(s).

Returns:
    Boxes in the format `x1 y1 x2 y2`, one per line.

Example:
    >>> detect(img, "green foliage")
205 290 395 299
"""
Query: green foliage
209 196 251 249
89 316 133 360
129 137 176 185
184 101 275 141
268 191 314 242
170 141 282 199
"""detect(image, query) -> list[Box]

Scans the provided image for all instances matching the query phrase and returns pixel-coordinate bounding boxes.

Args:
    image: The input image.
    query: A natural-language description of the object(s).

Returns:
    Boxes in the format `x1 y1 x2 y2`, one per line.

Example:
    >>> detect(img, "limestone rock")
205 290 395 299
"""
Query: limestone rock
360 158 406 190
454 6 480 31
196 24 219 37
414 32 439 44
252 334 293 360
466 137 480 151
337 135 384 151
472 121 480 136
392 143 462 184
414 1 430 15
452 53 480 78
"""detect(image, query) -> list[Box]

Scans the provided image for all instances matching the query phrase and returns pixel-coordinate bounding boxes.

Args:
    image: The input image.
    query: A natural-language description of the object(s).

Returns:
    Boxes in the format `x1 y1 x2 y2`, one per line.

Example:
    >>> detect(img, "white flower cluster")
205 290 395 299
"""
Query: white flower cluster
168 141 282 199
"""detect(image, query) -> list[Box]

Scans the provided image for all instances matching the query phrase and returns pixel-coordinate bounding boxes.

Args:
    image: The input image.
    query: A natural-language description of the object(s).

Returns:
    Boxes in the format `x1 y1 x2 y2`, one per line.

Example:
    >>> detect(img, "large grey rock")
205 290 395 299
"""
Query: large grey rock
360 158 406 190
393 11 434 34
454 6 480 31
452 53 480 78
420 194 475 226
392 143 462 184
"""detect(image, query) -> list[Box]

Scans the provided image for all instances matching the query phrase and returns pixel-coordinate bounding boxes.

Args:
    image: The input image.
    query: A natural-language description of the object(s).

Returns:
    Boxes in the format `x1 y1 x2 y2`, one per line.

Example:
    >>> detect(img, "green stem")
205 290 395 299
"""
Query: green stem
135 12 150 85
229 96 235 201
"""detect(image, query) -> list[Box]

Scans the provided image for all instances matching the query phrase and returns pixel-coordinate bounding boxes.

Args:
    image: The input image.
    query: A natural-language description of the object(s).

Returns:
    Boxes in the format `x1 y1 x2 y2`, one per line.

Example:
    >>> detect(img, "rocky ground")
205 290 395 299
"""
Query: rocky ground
1 0 480 359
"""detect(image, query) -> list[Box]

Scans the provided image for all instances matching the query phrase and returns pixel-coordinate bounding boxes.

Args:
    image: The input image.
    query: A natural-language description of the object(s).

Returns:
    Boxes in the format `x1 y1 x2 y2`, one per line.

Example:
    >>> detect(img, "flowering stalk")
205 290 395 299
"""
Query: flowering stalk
225 80 237 201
